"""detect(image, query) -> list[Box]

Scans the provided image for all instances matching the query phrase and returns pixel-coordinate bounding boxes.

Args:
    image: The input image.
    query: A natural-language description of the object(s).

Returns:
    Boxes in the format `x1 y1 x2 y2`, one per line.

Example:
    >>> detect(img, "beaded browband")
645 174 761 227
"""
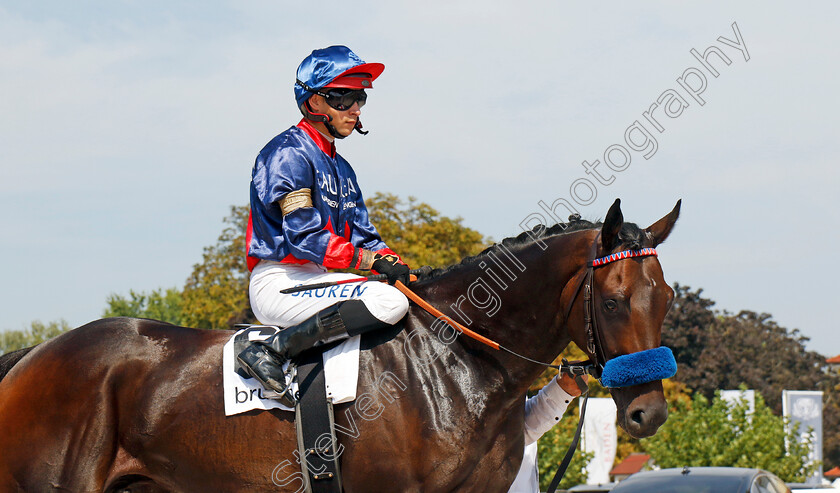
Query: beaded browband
591 247 657 268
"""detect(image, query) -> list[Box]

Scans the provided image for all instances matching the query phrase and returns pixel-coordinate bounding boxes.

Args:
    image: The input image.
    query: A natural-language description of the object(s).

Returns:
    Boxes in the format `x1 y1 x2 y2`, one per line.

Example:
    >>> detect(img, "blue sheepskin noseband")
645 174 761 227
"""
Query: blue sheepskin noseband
599 346 677 388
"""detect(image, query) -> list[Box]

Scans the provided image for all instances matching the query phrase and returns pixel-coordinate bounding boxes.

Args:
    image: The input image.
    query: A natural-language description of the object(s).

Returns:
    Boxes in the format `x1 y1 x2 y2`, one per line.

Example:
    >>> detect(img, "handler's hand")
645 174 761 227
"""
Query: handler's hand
556 372 588 397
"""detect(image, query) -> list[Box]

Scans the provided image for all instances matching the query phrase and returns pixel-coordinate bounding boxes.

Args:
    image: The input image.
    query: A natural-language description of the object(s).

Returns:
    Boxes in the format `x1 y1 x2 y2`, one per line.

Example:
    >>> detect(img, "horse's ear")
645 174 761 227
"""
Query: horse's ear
601 198 624 252
645 199 682 247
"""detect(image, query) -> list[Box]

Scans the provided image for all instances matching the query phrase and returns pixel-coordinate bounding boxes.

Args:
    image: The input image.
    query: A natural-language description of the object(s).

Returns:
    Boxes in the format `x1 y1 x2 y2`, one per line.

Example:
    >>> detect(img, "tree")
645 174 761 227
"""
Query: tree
180 205 254 329
825 381 840 469
173 196 489 329
661 283 717 386
537 407 594 490
668 305 826 413
0 320 72 355
641 390 818 482
102 288 183 325
662 284 840 467
365 193 490 269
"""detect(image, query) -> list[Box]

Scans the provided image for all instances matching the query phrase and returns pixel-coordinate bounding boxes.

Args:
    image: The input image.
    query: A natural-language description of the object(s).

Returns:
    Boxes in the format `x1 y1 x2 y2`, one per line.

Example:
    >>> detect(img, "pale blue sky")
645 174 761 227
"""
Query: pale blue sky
2 2 839 356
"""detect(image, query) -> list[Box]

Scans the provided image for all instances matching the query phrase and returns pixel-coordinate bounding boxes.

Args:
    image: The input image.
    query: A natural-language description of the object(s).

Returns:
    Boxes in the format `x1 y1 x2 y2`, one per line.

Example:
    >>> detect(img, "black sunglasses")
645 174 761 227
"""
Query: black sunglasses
297 79 367 111
320 88 367 111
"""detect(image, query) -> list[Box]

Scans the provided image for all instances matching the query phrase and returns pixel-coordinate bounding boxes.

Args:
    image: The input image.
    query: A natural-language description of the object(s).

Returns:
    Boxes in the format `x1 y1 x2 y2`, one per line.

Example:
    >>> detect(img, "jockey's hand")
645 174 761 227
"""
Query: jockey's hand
371 253 410 285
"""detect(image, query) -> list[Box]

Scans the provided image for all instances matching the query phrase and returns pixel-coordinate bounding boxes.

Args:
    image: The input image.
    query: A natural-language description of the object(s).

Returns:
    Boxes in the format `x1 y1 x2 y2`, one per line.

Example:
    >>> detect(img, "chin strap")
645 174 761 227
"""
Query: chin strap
301 101 345 139
300 101 370 139
354 119 369 135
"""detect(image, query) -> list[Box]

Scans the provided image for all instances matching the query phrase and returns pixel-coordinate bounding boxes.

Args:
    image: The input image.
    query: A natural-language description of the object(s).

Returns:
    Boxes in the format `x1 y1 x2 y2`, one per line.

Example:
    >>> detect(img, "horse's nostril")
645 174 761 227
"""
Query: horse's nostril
631 409 645 425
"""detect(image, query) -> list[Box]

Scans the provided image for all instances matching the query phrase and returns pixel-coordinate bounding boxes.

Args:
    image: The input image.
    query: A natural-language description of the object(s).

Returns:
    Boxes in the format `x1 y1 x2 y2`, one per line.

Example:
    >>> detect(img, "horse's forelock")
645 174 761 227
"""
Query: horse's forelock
617 222 647 250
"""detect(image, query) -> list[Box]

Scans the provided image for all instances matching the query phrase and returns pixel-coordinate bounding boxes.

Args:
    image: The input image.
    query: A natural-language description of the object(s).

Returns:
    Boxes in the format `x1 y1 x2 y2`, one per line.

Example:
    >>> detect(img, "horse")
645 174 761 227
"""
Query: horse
0 199 680 492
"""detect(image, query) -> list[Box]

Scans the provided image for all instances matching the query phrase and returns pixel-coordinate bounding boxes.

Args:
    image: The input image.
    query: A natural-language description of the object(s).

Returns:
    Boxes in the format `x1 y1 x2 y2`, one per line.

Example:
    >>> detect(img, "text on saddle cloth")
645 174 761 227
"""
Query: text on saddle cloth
222 326 361 416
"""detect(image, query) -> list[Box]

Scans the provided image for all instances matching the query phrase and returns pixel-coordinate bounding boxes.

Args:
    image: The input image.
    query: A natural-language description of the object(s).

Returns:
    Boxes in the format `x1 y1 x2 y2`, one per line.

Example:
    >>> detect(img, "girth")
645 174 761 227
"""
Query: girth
295 350 343 493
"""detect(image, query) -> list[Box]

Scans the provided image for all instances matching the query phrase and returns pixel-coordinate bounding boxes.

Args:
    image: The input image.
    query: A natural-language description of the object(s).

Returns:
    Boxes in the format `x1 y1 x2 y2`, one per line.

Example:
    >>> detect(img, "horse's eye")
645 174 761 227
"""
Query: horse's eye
604 299 618 312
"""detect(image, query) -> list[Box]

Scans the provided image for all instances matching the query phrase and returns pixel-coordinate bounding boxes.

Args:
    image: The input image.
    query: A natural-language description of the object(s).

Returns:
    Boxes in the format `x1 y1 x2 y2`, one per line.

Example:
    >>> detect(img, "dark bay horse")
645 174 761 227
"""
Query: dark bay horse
0 199 680 492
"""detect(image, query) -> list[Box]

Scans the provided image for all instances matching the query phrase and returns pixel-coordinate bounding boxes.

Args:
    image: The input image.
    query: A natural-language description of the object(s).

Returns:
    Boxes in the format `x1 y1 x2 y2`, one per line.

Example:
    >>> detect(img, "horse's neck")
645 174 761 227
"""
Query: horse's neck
412 229 596 399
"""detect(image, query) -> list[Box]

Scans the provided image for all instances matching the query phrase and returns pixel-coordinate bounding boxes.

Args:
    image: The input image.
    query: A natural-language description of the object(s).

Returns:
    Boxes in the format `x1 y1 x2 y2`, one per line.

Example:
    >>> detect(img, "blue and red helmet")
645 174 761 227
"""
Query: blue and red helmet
294 46 385 109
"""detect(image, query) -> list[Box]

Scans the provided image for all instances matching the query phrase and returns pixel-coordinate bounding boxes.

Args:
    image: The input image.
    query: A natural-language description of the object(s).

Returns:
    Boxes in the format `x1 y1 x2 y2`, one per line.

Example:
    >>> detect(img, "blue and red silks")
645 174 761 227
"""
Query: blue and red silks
247 119 398 272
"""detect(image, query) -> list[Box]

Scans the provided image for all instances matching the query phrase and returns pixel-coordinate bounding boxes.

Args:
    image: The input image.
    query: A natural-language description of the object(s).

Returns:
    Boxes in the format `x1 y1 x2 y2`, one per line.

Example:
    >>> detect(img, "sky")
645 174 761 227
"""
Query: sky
2 2 839 357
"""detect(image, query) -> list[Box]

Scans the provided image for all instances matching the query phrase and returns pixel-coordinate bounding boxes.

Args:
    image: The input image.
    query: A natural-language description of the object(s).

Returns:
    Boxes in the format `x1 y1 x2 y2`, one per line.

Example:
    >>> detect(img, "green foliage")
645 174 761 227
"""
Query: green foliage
664 285 827 413
167 194 489 328
365 193 491 268
180 205 254 329
168 196 490 329
662 284 840 468
641 391 819 482
102 288 183 325
537 404 594 490
1 320 72 354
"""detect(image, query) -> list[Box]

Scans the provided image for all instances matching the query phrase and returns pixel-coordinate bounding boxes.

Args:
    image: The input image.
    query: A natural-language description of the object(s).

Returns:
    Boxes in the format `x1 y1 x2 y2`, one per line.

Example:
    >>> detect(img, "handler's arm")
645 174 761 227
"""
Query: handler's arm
523 373 585 446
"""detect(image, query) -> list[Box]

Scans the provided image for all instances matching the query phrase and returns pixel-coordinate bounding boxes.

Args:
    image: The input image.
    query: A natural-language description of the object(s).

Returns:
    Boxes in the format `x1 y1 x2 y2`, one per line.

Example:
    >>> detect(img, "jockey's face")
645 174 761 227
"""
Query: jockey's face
308 94 362 138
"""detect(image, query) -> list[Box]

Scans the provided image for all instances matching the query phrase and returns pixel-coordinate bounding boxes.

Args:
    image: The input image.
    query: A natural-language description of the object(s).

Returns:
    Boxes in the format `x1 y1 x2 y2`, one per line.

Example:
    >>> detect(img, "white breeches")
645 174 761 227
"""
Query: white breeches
249 260 410 327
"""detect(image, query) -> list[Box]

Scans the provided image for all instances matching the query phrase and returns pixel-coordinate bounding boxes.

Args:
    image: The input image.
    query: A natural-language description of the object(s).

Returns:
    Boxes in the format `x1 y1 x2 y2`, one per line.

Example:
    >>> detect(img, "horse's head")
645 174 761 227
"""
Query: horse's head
566 199 681 439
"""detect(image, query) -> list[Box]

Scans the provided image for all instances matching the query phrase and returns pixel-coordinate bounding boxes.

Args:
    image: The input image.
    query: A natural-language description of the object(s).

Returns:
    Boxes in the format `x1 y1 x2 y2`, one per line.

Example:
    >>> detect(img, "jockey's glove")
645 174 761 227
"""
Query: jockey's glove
371 253 411 286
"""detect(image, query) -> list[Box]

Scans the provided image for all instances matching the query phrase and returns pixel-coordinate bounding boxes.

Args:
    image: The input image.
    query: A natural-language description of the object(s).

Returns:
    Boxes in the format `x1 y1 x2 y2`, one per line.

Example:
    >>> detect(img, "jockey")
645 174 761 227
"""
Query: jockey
238 45 410 406
510 373 587 493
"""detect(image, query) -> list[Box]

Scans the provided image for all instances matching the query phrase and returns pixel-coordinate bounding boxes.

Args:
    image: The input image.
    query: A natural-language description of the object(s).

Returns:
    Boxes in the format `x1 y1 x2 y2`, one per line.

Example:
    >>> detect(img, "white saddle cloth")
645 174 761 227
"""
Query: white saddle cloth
222 326 361 416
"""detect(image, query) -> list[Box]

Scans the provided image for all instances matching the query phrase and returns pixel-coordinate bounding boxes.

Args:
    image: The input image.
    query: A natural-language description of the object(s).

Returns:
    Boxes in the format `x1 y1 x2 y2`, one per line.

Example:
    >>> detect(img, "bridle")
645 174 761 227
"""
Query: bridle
543 242 660 493
561 243 660 379
394 240 662 379
394 240 665 492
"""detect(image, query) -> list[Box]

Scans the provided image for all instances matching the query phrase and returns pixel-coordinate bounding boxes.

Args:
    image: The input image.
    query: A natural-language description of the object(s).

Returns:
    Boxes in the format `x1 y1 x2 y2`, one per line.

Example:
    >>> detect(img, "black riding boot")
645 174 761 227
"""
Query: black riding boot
236 300 384 405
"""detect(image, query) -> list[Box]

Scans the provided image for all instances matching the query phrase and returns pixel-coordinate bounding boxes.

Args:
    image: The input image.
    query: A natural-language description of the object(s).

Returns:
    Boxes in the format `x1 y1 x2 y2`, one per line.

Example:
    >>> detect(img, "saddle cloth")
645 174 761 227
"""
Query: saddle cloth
222 326 361 416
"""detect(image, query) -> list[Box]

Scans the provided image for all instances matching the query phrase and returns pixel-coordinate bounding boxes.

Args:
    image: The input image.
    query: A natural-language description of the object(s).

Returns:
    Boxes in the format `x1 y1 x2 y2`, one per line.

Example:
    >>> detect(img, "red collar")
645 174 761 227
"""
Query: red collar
297 119 336 158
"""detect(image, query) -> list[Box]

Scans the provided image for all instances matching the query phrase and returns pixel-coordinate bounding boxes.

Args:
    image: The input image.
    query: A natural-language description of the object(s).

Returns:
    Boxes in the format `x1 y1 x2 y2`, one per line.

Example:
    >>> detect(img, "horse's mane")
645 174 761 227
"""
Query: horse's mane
0 346 35 383
418 215 647 281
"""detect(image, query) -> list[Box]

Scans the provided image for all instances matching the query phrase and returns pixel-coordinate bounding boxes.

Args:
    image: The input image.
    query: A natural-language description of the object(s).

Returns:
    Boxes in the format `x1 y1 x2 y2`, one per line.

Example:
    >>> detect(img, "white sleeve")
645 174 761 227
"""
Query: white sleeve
523 378 575 445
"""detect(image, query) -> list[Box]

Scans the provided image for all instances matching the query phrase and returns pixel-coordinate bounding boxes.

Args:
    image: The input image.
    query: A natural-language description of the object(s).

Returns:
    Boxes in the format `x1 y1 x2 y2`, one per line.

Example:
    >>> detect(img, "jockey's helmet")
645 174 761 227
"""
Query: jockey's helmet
294 46 384 111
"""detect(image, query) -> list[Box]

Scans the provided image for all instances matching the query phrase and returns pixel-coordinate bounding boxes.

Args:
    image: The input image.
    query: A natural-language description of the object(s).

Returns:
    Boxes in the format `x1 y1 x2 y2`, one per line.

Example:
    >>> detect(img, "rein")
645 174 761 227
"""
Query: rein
396 247 659 371
282 244 669 491
394 281 589 374
393 281 501 350
400 245 660 493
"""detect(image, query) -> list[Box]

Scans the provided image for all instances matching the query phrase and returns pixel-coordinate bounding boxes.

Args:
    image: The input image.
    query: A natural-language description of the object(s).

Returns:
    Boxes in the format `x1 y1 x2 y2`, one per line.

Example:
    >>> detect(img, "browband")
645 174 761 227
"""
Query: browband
592 247 657 268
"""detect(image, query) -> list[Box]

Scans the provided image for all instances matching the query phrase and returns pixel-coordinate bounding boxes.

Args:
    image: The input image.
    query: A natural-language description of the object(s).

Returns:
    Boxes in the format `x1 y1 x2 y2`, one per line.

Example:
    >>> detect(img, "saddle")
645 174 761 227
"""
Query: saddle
229 318 408 493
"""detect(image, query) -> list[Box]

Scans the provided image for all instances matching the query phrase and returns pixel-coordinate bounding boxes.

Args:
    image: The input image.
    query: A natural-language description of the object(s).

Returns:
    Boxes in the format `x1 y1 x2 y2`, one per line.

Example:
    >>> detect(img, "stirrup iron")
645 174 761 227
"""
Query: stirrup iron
260 363 298 406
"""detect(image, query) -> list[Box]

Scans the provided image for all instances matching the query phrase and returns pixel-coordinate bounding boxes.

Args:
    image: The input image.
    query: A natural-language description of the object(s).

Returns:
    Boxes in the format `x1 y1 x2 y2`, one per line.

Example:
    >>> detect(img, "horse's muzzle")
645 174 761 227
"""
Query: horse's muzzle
615 381 669 438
